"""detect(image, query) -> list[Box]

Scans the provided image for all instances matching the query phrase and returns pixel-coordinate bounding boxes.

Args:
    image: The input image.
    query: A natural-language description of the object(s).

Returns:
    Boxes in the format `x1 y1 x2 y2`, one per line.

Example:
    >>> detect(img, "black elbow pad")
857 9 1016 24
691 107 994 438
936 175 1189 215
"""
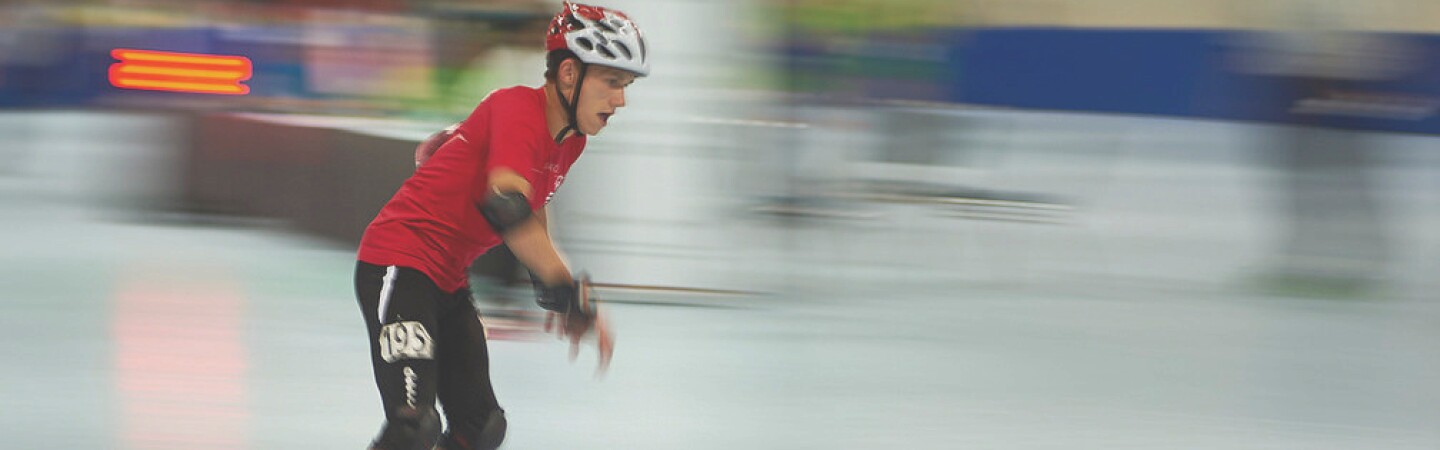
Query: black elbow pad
480 191 533 233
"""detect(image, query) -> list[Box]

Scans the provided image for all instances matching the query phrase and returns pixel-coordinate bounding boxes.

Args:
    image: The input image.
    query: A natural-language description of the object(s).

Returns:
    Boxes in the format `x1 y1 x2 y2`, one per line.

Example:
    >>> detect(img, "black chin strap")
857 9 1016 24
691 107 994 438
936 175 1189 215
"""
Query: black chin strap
553 61 589 144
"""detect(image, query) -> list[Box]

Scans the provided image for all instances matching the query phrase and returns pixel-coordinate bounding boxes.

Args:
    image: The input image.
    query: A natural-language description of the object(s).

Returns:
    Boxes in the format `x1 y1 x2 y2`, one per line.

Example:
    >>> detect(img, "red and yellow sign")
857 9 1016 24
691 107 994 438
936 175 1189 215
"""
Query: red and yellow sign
109 49 252 95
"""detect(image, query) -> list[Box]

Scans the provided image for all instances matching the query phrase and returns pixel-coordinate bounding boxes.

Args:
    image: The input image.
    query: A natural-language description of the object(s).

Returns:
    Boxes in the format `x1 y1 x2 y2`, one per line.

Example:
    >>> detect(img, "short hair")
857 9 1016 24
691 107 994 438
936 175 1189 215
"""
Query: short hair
544 49 579 83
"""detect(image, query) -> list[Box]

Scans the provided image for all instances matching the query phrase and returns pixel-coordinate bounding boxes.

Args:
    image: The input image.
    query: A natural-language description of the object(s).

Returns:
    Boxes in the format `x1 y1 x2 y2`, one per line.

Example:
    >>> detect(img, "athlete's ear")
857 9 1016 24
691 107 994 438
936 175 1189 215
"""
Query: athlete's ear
560 58 579 86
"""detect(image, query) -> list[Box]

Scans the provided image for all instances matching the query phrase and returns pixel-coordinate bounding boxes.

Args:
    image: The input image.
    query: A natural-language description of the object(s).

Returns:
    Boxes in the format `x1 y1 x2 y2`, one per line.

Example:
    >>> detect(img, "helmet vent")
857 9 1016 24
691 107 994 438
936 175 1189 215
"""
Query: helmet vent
597 45 616 60
575 37 595 51
613 42 632 59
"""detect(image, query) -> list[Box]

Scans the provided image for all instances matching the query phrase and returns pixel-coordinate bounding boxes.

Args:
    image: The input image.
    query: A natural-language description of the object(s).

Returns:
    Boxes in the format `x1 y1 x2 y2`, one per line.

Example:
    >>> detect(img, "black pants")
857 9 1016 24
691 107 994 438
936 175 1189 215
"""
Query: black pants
355 262 500 434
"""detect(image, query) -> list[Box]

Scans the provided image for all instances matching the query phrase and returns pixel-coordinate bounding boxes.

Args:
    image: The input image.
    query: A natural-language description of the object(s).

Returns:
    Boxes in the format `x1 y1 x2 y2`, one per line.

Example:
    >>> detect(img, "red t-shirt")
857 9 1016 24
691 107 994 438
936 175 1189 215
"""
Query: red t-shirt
358 86 586 292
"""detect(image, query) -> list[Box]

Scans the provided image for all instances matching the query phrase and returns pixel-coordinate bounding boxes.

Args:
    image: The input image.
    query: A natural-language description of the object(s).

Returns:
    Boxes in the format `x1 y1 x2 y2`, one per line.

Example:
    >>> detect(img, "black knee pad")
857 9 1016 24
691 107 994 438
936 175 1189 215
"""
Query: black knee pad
440 409 507 450
372 406 441 450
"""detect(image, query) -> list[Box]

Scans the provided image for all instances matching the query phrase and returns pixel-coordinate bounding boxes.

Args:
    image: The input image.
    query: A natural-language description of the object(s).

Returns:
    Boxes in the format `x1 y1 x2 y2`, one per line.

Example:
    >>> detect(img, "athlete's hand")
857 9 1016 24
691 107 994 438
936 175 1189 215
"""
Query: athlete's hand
544 311 613 375
543 277 613 375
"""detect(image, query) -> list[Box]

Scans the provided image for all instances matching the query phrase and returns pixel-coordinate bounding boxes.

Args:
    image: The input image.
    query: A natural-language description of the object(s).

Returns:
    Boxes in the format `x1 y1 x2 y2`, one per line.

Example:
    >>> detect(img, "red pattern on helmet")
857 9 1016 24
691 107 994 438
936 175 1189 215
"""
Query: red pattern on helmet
546 2 627 52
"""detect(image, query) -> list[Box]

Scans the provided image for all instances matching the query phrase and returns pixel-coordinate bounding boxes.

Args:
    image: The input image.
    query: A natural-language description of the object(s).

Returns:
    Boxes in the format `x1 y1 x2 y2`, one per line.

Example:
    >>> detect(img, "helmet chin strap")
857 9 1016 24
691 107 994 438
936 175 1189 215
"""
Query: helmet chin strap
553 61 589 144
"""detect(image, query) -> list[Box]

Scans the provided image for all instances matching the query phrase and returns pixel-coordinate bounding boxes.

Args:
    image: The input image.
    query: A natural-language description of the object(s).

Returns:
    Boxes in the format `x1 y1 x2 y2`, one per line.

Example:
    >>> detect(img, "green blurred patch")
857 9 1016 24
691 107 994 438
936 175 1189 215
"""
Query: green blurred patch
784 0 964 35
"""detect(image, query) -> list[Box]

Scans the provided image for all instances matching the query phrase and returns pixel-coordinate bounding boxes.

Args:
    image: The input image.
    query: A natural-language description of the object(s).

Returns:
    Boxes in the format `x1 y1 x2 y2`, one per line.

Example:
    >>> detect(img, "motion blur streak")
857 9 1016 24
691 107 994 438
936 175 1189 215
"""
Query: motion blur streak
114 271 248 450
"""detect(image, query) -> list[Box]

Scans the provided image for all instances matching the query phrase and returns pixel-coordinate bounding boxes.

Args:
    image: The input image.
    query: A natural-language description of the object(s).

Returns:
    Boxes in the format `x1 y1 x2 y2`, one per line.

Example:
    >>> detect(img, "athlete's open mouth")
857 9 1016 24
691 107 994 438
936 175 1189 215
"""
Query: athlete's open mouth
599 112 613 125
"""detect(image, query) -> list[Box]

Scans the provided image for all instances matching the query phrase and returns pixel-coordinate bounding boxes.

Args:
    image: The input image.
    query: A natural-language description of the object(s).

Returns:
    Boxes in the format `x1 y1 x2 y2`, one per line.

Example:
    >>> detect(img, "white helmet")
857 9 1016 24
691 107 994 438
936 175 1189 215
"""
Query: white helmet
546 2 650 77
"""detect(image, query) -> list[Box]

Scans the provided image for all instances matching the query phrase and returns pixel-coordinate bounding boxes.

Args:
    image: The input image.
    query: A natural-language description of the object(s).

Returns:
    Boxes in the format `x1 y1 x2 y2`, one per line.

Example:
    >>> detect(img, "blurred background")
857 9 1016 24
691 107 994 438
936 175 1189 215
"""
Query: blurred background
3 0 1440 448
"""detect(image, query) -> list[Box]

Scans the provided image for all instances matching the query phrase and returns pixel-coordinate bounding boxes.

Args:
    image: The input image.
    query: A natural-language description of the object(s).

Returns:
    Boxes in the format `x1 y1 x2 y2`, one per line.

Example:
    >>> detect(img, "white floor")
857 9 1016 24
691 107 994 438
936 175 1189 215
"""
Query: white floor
3 111 1439 449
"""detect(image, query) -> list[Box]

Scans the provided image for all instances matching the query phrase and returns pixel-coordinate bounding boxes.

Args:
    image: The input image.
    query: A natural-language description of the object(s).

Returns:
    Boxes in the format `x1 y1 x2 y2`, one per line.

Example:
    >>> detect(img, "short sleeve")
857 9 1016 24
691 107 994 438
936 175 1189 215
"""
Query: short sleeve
478 93 544 189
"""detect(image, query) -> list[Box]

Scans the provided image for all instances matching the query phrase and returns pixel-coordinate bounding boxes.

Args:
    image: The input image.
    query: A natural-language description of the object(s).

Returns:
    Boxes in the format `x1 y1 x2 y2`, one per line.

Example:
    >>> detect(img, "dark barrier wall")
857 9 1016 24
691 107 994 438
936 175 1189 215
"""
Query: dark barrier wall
183 113 415 246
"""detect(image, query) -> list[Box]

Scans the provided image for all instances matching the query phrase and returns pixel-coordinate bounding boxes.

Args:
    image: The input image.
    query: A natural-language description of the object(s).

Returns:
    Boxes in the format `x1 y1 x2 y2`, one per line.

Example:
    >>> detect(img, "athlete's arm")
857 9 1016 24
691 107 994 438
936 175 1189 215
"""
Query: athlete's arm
484 162 609 371
415 123 459 168
484 168 572 287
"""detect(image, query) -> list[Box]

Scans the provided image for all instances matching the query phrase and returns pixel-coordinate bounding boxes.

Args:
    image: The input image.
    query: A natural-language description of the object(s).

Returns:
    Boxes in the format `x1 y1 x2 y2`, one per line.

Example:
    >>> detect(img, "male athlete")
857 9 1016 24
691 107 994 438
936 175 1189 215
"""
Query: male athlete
353 3 647 449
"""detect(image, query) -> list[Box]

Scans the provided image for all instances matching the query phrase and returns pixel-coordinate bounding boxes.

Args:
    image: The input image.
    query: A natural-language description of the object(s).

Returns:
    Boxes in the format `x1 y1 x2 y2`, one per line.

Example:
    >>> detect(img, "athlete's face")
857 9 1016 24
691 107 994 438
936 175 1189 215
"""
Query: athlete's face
575 65 637 136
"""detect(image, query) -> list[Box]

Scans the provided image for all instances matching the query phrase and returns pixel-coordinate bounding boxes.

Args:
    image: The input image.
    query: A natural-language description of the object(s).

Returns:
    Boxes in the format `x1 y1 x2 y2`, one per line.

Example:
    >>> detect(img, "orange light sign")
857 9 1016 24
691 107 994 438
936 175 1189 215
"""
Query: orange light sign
109 49 252 95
